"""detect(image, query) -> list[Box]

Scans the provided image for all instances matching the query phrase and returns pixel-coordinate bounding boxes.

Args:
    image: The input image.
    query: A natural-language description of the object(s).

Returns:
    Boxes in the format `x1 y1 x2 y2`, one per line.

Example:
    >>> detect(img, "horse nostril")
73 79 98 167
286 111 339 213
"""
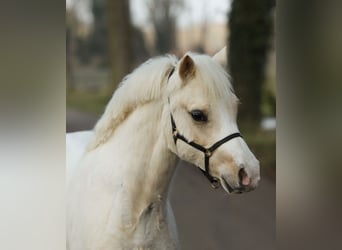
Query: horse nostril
238 168 251 186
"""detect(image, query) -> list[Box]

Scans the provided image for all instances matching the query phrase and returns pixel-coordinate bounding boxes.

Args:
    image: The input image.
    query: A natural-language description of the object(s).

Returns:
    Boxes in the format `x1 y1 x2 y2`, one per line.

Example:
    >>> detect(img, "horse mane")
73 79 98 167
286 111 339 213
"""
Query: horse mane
88 55 178 150
88 53 236 150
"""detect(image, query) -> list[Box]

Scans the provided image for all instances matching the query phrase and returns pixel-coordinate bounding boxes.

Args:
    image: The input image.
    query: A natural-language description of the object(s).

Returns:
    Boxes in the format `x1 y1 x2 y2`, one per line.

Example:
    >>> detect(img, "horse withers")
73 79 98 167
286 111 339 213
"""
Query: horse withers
66 48 260 250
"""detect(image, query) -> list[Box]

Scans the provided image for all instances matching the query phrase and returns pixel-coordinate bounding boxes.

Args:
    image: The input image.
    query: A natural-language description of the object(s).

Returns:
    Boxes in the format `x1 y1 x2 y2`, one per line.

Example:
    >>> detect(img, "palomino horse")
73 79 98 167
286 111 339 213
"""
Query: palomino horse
66 48 260 250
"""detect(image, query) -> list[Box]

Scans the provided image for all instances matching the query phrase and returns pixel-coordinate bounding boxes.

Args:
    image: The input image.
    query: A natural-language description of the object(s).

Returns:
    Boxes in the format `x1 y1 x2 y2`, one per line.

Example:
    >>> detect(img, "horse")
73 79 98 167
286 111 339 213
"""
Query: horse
66 47 260 250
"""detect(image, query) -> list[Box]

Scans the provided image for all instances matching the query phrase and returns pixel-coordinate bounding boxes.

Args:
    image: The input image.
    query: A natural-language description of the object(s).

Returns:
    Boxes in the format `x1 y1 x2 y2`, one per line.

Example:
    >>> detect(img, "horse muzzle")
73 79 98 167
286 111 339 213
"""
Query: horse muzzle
220 167 260 194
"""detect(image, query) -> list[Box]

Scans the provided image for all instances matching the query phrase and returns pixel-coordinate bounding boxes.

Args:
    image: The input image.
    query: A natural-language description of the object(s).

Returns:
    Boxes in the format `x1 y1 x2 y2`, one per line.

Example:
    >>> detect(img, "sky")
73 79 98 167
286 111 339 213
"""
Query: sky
66 0 231 28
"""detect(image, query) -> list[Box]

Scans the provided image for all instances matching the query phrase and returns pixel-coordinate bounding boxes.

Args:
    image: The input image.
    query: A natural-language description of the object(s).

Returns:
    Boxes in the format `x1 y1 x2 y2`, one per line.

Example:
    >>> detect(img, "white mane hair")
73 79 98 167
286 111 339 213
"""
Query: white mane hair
89 55 177 149
89 52 237 149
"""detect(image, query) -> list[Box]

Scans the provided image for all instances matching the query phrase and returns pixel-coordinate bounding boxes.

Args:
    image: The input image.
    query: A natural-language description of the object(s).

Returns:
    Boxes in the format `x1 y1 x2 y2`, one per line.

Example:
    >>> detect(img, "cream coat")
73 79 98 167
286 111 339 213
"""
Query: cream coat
66 49 260 250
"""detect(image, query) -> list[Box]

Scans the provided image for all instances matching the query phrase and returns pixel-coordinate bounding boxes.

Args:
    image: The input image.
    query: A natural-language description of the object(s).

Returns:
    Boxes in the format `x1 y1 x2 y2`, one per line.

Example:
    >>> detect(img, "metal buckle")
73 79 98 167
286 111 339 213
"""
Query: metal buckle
210 179 220 189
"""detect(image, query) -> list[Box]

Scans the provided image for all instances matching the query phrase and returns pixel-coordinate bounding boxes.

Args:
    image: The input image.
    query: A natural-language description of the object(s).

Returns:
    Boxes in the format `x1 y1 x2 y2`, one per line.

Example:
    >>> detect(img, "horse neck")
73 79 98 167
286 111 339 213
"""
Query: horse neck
105 100 178 211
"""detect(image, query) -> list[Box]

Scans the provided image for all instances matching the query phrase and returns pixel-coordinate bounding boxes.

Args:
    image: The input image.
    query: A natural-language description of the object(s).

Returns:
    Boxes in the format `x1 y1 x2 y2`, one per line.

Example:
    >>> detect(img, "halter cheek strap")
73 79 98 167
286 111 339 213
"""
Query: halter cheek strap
170 113 242 189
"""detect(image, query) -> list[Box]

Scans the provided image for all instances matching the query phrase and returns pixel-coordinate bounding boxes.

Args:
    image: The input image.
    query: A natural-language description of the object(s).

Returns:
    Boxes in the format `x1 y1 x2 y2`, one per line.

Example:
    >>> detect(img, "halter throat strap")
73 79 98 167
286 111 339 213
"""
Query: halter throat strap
170 113 242 188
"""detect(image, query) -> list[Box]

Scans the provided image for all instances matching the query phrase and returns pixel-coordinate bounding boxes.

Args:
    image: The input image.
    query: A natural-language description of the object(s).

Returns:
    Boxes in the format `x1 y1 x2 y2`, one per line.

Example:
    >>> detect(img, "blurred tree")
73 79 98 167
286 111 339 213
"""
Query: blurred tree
89 0 110 66
67 0 148 91
196 1 209 53
228 0 275 128
146 0 183 54
76 0 148 68
76 36 92 65
132 26 150 65
107 0 133 90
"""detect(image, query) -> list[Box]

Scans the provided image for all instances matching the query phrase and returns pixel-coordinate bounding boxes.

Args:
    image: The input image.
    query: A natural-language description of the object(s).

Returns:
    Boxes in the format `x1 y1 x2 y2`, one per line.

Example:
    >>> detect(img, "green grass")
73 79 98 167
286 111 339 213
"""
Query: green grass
67 89 111 115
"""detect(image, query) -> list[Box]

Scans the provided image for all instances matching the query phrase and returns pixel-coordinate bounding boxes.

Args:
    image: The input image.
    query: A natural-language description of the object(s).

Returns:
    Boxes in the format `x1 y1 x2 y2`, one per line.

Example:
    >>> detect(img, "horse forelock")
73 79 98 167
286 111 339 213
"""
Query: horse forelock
88 55 177 150
166 53 237 111
189 53 235 101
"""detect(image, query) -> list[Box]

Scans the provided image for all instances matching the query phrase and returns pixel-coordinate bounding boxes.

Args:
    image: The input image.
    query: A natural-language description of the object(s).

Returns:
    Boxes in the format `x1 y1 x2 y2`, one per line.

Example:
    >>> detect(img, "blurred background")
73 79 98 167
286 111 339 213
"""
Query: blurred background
66 0 276 249
4 1 342 250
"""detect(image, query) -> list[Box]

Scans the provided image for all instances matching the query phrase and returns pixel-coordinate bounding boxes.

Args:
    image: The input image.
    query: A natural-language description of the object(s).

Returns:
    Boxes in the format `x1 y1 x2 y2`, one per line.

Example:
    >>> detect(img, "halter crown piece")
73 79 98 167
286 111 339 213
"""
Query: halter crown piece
167 67 242 189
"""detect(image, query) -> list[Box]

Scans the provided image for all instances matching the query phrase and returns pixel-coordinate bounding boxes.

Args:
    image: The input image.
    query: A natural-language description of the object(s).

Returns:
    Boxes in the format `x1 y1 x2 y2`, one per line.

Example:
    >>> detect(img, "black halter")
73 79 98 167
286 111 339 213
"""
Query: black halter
170 114 242 188
167 67 242 188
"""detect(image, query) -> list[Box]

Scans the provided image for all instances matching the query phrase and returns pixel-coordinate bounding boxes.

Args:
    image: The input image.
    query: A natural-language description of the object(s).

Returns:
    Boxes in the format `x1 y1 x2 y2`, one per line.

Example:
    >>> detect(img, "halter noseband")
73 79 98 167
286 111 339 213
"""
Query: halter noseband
167 67 242 189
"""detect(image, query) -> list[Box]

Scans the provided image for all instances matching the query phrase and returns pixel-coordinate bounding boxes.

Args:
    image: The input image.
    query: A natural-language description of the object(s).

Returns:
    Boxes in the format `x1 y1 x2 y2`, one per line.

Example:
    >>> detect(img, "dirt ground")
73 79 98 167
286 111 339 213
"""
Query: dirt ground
67 109 275 250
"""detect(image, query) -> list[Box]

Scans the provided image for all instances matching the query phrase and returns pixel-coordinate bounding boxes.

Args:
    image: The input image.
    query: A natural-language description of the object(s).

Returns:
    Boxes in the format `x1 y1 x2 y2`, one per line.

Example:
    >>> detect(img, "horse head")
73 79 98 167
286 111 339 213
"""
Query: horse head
164 48 260 194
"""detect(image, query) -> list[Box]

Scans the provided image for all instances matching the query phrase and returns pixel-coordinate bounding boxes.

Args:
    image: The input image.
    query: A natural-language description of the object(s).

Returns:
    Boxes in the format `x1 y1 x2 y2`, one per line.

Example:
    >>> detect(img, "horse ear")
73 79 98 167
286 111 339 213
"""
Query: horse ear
179 54 196 81
213 46 227 68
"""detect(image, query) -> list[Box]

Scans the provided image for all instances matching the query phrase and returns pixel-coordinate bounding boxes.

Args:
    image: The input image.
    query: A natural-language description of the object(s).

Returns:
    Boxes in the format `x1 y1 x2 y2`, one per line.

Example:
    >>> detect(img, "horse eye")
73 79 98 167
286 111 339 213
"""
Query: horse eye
190 110 208 122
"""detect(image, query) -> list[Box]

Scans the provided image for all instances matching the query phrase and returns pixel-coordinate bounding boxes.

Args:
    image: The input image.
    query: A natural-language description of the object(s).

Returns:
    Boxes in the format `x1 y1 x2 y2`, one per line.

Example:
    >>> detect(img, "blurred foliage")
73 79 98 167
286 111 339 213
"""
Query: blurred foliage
245 129 276 178
67 89 111 115
228 0 275 127
146 0 184 54
90 0 110 66
67 0 150 92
